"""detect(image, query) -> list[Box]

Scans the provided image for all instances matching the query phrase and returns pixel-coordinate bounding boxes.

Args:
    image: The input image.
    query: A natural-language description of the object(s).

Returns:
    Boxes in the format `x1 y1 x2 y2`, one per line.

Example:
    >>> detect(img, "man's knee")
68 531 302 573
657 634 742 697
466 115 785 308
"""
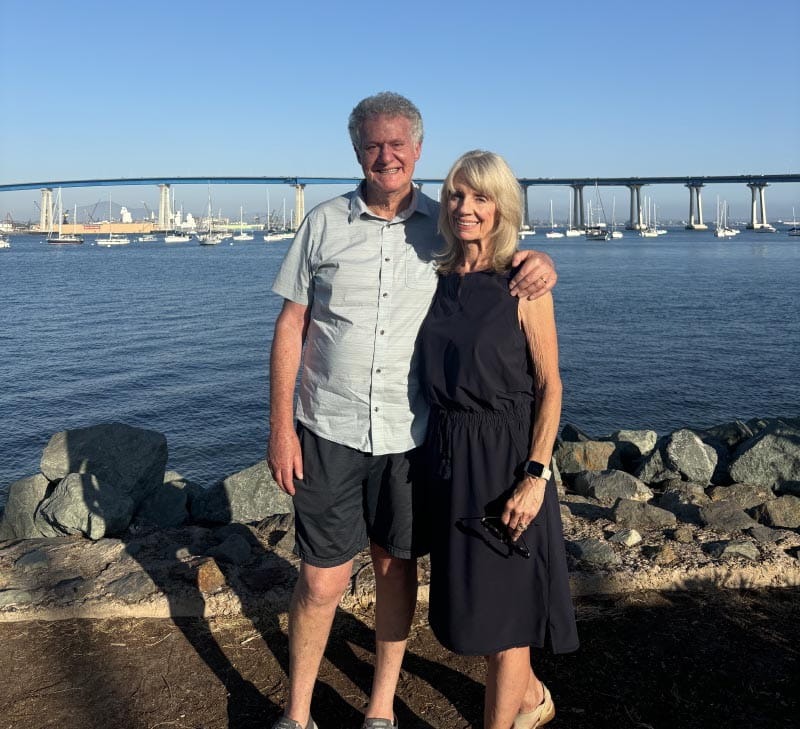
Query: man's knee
296 561 353 607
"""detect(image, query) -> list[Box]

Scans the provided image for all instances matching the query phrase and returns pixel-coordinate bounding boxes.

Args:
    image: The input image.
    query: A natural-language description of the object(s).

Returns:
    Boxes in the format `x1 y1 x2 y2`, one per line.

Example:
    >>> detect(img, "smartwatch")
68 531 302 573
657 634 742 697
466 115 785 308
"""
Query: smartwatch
524 460 552 481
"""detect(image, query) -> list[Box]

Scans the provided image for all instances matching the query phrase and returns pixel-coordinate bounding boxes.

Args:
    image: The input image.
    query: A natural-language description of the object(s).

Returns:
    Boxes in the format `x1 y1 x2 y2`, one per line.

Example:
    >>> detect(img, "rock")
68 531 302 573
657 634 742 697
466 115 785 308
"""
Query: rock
134 472 193 528
0 474 52 540
672 525 695 543
664 429 718 485
756 495 800 529
560 424 593 442
560 496 611 522
105 572 159 603
775 481 800 497
0 588 34 607
643 543 677 565
612 499 677 530
635 440 681 484
747 525 788 544
711 540 760 561
699 501 759 533
608 528 642 547
566 538 621 567
708 483 775 510
206 534 253 565
14 549 50 572
35 473 134 540
39 424 168 514
554 441 621 477
697 420 754 450
190 460 292 524
657 483 709 524
572 470 653 506
608 429 658 457
196 558 226 593
729 422 800 489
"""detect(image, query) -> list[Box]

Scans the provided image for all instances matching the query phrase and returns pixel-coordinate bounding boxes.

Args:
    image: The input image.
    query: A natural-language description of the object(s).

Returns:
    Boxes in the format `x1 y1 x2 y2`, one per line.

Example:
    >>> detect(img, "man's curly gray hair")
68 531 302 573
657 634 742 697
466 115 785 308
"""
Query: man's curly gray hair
348 92 424 148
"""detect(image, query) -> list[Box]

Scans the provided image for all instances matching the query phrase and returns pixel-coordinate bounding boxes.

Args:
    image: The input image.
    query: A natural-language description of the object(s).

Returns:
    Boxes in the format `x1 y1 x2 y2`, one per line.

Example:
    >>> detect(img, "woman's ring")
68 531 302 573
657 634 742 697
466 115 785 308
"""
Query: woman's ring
540 277 547 284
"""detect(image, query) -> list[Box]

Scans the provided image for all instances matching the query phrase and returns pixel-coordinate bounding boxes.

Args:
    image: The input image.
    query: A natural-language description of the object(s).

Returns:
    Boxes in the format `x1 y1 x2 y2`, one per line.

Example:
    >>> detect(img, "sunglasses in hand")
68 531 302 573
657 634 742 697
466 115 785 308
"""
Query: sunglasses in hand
457 515 531 559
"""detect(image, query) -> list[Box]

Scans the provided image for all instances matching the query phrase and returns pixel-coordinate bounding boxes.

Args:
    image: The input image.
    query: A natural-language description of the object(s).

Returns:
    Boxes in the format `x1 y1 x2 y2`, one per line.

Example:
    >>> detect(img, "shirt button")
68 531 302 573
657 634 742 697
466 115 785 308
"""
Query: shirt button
380 329 385 335
385 257 390 261
382 292 388 298
374 406 379 412
375 368 382 373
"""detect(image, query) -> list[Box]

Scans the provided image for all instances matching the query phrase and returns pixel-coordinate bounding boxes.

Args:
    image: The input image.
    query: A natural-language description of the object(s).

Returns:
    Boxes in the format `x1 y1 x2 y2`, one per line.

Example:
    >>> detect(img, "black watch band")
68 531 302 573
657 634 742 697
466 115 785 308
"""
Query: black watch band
524 460 552 481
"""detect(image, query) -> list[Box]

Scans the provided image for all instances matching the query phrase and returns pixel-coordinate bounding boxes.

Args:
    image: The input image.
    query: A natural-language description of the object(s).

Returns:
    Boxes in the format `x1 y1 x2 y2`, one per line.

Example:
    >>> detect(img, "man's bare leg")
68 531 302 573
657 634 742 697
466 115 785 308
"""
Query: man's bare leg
282 560 354 725
364 543 418 721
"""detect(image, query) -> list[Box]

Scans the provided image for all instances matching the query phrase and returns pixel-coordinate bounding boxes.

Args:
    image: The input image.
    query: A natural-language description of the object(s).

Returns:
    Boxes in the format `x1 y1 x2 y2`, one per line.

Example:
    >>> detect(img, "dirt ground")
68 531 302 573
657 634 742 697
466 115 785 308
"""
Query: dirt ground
1 586 797 729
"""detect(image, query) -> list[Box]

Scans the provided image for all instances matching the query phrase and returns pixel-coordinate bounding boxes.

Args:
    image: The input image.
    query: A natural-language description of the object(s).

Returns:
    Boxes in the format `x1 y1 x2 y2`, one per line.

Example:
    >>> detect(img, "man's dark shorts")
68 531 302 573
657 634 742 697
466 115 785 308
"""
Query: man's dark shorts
292 423 430 567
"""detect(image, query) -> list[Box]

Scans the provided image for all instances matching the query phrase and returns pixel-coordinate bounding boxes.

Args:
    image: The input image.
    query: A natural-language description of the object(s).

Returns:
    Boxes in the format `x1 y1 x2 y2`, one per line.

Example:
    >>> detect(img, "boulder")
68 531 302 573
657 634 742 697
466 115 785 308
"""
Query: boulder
0 474 52 540
35 473 133 540
608 528 642 547
560 424 593 442
635 439 681 484
554 440 621 477
206 534 253 565
710 540 760 561
699 500 759 534
755 495 800 529
708 483 774 510
696 420 754 450
729 422 800 489
572 470 653 506
608 429 658 458
612 499 677 530
133 471 195 528
657 483 709 524
39 423 167 516
664 429 718 484
190 460 292 524
643 543 677 565
566 538 621 568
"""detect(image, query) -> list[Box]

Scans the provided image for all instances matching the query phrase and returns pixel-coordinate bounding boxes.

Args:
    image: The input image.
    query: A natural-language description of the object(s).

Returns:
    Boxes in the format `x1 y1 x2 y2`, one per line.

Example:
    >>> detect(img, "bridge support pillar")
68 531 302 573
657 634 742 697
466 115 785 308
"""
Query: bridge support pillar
39 188 53 232
293 184 305 230
571 184 585 230
158 184 172 230
521 184 531 230
746 183 770 229
626 184 646 229
685 184 708 230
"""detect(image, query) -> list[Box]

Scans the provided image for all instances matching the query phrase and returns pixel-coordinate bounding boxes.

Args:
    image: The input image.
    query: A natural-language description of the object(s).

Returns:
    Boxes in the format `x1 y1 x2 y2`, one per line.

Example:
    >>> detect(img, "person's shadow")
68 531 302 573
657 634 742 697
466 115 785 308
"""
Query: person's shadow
62 436 484 728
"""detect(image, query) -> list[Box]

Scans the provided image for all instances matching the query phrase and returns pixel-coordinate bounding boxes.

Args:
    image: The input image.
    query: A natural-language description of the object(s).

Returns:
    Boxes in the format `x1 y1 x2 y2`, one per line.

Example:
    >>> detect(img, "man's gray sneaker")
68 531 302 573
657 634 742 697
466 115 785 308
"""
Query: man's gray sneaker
361 718 398 729
271 716 318 729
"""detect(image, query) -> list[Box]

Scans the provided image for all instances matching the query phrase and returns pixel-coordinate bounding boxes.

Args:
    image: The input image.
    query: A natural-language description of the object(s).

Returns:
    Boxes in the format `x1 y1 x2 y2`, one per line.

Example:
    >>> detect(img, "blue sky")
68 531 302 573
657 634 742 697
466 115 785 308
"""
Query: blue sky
1 0 798 222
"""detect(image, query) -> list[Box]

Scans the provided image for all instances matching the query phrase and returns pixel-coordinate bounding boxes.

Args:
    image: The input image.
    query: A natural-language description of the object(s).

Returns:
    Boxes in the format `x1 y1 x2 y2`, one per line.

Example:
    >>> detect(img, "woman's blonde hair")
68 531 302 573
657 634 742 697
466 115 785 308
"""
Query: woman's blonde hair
437 150 523 274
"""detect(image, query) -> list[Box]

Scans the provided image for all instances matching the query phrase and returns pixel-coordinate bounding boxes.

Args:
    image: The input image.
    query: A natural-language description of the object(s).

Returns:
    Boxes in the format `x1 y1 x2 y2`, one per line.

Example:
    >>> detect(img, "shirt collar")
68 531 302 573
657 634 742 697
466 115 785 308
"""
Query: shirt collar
348 182 435 224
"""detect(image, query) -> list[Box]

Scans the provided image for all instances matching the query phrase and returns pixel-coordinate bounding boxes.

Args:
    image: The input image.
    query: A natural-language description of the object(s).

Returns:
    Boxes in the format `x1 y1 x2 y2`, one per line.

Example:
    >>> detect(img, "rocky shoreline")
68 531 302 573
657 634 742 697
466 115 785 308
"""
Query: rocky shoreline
1 418 799 622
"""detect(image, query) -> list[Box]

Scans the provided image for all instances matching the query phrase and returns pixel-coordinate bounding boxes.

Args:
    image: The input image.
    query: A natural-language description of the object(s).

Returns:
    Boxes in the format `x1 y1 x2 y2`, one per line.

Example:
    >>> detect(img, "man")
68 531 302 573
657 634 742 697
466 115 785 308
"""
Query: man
268 92 556 729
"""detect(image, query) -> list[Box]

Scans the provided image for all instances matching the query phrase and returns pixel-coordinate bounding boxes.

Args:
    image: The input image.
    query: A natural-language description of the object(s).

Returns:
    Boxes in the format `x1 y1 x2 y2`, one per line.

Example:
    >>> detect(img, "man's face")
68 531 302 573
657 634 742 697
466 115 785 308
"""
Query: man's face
355 114 422 198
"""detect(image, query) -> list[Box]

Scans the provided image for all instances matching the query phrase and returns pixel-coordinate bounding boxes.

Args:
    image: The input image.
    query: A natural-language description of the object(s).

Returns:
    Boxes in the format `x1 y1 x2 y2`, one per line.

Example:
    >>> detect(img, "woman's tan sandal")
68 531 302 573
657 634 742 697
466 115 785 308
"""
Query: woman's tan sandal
512 682 555 729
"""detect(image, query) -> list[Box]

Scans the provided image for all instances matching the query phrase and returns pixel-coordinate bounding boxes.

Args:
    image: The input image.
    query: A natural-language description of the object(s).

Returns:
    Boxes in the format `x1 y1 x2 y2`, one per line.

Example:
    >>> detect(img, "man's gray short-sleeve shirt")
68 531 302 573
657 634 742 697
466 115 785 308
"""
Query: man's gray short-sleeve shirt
272 184 441 455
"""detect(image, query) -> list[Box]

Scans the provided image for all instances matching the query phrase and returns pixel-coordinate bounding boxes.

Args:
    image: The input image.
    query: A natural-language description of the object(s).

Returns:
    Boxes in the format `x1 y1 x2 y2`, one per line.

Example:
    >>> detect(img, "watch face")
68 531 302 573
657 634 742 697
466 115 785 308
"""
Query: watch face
526 461 544 477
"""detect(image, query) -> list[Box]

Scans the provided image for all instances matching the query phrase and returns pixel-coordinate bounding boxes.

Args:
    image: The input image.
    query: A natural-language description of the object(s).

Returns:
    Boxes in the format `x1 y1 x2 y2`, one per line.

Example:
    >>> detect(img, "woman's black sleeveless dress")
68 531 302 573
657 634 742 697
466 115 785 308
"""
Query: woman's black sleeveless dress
418 270 579 656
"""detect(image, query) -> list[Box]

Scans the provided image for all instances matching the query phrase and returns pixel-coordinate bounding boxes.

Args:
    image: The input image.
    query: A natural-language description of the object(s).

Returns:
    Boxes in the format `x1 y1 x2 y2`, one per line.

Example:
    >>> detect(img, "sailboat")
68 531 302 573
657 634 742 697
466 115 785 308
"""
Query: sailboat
638 196 658 238
545 200 564 238
233 206 254 241
0 233 10 249
787 207 800 236
585 185 611 240
47 189 84 244
264 198 295 241
197 188 223 245
564 189 581 236
609 196 624 239
96 194 130 246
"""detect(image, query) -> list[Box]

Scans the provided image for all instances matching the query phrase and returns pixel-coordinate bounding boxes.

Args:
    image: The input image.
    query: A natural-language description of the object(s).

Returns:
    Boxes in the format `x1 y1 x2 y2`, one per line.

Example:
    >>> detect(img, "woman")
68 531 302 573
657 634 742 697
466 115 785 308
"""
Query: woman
418 150 579 729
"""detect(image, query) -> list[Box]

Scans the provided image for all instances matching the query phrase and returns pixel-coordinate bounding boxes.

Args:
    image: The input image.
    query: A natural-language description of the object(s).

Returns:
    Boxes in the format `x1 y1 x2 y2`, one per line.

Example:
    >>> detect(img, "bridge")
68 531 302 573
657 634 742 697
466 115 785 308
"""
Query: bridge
1 173 798 232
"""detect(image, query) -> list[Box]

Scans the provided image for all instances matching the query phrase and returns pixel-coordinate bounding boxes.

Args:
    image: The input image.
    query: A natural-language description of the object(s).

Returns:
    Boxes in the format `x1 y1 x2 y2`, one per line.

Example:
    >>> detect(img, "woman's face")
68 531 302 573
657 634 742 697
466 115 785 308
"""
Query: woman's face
447 177 497 246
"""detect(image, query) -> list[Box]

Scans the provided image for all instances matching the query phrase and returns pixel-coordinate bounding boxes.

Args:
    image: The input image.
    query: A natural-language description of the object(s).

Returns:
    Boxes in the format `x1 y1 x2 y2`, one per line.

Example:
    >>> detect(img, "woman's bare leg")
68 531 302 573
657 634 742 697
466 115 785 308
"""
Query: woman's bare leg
484 647 531 729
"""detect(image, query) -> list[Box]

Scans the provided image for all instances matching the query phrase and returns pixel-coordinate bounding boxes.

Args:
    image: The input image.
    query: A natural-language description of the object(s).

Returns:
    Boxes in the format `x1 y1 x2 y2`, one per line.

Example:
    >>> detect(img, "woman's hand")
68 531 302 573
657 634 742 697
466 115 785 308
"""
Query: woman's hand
502 476 546 541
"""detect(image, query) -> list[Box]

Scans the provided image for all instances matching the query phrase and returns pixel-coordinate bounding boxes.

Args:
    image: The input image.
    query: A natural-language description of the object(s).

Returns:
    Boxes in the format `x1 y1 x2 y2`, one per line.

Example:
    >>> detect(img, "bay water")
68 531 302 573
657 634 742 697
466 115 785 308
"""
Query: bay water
1 228 798 505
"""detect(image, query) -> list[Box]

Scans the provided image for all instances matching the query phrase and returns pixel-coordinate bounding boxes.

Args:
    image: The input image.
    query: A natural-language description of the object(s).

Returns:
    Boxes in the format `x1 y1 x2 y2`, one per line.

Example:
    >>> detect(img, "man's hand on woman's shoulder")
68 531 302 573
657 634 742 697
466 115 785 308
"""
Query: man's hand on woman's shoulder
509 249 557 300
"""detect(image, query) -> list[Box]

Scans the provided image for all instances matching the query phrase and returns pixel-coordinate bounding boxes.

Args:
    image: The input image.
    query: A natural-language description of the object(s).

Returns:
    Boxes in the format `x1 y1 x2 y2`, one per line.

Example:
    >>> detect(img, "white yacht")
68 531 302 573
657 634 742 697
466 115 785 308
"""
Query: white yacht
544 200 564 238
233 206 254 241
96 194 130 246
165 232 191 243
0 234 10 249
